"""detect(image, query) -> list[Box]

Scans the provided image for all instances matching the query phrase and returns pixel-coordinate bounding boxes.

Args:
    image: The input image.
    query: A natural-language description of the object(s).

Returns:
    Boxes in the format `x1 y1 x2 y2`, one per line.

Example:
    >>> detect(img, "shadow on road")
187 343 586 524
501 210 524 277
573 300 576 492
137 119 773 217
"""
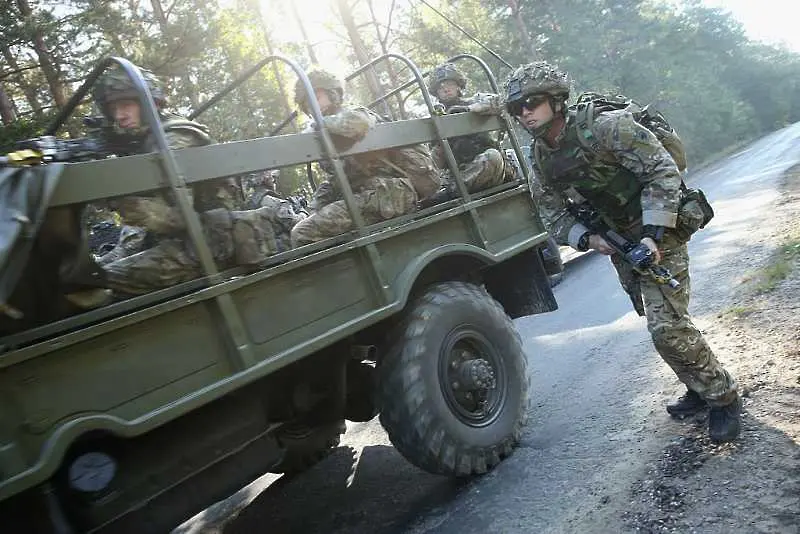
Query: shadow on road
222 444 472 534
626 390 800 533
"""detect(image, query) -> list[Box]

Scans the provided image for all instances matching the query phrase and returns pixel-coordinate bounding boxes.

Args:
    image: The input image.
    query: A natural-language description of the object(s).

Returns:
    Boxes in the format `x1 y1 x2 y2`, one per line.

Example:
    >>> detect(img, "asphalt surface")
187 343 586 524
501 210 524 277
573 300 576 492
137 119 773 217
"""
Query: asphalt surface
177 123 800 534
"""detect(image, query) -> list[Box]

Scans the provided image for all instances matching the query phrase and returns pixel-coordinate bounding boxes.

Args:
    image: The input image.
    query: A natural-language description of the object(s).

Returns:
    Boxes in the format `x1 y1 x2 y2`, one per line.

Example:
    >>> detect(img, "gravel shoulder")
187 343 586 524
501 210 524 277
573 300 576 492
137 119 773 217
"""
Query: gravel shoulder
623 164 800 533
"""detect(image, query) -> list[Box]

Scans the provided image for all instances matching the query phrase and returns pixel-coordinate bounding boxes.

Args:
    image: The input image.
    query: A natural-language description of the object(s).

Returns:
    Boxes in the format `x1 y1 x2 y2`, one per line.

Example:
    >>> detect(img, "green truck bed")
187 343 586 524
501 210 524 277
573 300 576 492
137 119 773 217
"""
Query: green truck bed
0 57 558 534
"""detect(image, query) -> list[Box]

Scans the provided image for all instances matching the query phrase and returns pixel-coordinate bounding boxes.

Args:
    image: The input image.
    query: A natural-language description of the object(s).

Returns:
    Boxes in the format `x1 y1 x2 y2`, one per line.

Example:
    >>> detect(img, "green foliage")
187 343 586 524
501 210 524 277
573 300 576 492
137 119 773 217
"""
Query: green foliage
1 0 799 175
0 114 51 153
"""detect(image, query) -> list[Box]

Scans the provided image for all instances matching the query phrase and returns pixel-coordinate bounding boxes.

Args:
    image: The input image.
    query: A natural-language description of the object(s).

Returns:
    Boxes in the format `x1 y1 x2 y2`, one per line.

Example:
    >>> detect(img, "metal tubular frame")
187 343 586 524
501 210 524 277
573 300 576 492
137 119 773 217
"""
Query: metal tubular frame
45 57 257 369
345 53 490 248
182 54 391 304
444 54 533 186
31 51 533 361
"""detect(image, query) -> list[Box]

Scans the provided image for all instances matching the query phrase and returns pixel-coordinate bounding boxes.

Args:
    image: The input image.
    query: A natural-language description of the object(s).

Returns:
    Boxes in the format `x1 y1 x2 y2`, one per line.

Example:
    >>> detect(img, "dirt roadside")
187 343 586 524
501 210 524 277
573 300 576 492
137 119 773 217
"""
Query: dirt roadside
625 165 800 533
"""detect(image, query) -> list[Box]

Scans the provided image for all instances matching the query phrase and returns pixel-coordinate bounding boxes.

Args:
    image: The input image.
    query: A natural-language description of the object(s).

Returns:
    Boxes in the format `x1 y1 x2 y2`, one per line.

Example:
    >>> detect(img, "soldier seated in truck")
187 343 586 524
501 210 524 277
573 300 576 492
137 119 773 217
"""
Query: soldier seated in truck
290 69 440 247
89 65 243 295
420 62 512 207
94 65 293 296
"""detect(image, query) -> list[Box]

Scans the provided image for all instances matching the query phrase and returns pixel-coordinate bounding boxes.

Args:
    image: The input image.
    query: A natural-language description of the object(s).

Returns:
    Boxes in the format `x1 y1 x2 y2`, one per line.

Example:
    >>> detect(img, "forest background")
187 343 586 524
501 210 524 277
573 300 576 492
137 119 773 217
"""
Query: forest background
2 0 799 194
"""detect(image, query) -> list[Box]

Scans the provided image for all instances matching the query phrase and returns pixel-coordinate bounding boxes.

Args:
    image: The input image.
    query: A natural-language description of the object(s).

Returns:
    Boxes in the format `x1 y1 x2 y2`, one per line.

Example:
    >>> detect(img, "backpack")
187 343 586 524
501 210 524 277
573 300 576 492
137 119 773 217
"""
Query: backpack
572 92 688 172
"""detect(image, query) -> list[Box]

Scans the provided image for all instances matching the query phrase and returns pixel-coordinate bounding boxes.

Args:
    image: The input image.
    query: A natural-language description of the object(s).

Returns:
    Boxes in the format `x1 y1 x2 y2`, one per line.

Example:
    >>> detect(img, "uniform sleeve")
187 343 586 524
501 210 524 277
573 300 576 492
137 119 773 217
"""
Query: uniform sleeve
467 93 504 115
592 110 682 228
321 107 377 140
115 195 186 234
529 155 589 248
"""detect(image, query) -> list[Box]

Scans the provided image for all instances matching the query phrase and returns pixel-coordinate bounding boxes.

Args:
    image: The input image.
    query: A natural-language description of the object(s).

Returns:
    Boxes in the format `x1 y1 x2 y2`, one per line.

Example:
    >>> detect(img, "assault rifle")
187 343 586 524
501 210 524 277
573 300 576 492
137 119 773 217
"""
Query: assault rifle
0 117 138 167
567 201 681 291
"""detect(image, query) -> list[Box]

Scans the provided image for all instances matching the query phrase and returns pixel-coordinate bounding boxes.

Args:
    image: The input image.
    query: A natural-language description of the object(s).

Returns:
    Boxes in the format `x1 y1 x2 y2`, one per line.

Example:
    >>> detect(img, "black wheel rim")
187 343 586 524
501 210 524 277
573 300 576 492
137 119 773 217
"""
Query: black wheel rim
438 325 507 427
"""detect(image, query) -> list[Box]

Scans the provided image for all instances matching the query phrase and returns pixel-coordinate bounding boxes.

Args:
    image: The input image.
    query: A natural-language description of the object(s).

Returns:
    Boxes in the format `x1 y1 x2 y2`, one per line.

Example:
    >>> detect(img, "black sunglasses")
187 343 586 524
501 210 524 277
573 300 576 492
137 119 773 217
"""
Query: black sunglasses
506 95 548 116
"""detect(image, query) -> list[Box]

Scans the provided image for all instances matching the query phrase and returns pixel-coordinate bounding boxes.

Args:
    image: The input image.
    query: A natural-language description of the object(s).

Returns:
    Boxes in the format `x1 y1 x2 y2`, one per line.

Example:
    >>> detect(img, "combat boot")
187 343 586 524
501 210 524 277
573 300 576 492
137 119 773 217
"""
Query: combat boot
666 388 707 418
708 395 742 443
417 186 457 209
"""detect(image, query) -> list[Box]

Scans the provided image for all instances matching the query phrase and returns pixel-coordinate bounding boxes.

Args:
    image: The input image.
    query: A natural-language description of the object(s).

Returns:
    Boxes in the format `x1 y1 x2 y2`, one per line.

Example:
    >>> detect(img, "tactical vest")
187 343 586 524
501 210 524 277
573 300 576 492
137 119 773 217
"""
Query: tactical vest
532 111 644 230
144 114 240 212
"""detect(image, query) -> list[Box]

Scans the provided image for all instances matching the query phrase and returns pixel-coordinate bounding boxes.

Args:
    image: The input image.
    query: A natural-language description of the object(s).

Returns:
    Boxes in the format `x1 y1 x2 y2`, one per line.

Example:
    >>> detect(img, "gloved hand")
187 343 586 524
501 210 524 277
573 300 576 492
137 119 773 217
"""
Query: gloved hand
639 237 662 264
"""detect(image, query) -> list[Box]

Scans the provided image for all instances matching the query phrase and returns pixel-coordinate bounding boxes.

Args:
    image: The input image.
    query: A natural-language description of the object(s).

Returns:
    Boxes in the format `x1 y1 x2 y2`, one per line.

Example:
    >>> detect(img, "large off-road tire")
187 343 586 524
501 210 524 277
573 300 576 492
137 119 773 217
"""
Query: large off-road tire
379 281 529 477
271 420 346 475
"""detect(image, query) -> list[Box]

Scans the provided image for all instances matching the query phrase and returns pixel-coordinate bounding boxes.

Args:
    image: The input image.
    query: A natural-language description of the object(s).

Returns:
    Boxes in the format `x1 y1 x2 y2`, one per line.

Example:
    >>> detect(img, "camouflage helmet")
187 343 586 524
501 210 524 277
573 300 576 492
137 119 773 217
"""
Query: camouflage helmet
92 65 166 117
295 69 345 111
428 62 467 94
503 61 570 105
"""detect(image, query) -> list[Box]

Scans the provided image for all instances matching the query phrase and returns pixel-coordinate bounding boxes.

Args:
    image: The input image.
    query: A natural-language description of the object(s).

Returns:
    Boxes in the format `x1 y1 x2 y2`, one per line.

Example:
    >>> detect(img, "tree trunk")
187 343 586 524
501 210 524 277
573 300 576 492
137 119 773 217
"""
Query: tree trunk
289 2 319 65
0 83 17 124
335 0 388 115
366 0 406 119
16 0 67 109
246 0 297 132
1 44 43 117
508 0 537 60
150 0 168 29
264 32 298 131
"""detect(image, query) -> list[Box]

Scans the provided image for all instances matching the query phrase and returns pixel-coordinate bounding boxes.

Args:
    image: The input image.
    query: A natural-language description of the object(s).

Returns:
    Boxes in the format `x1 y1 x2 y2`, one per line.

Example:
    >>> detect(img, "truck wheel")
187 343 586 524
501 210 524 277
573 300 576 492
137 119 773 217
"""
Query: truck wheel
379 282 529 477
271 420 346 475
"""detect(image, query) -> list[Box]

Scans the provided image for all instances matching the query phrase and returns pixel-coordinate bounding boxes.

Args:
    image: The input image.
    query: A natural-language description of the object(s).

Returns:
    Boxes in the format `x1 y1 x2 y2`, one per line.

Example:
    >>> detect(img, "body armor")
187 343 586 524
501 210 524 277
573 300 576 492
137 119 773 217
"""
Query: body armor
533 111 643 230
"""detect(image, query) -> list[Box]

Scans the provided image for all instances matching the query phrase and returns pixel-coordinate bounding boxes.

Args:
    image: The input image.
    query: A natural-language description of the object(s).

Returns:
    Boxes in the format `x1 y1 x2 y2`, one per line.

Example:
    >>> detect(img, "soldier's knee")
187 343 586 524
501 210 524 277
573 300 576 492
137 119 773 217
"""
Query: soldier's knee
484 147 502 163
650 321 707 358
485 148 505 180
290 217 314 248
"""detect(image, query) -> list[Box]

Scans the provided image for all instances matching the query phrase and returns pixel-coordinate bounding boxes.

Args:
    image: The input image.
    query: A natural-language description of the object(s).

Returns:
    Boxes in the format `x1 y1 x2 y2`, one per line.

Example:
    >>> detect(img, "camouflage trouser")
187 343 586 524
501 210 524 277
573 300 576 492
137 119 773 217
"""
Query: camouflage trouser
611 235 738 407
291 176 417 247
103 206 285 295
103 238 207 295
253 194 307 253
441 148 505 193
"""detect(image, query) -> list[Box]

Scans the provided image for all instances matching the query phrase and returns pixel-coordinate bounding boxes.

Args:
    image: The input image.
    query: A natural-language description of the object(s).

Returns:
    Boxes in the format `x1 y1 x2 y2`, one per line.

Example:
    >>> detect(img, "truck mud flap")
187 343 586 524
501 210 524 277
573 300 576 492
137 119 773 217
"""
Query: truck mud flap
484 247 558 319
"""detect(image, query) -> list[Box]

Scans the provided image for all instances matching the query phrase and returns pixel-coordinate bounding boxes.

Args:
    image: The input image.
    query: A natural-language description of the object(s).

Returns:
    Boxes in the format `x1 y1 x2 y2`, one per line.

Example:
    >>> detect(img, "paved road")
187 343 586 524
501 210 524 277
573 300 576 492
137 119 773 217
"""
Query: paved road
177 123 800 534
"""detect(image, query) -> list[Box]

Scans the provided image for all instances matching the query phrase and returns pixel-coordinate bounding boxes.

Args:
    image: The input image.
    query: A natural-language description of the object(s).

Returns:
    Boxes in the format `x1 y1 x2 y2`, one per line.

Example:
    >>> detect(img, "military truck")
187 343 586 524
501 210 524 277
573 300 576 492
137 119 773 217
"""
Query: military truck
0 53 559 533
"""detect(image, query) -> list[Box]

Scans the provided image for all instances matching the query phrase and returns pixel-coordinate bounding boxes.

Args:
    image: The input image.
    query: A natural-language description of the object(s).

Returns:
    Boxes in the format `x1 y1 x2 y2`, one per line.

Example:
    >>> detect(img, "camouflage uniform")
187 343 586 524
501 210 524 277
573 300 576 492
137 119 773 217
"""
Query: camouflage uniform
290 70 439 247
92 66 242 296
503 62 738 414
244 171 307 252
95 225 148 266
428 63 507 194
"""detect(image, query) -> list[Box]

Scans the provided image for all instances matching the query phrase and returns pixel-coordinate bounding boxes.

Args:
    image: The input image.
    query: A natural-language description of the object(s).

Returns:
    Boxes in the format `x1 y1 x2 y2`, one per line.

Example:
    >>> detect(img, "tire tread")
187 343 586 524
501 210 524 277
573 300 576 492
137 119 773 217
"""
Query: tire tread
378 282 529 477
